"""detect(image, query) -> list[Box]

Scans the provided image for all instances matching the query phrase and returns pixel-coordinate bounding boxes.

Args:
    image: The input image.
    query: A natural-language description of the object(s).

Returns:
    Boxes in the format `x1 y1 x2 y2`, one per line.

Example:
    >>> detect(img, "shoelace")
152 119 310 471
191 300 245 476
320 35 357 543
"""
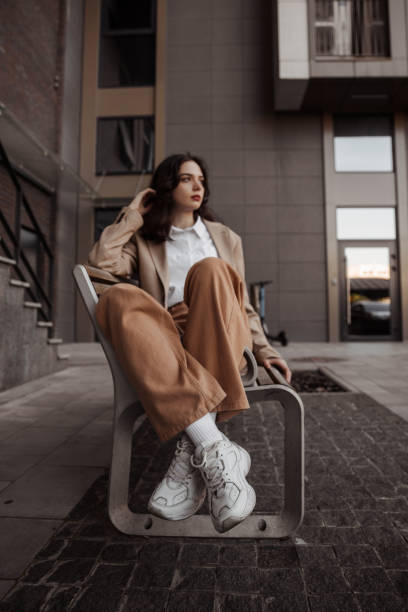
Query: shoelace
191 448 227 495
167 438 195 484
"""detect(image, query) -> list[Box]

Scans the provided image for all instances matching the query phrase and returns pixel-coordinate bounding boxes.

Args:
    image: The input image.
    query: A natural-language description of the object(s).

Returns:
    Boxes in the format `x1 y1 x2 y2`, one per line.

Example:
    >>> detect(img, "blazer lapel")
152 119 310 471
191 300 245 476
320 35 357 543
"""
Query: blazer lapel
204 219 233 265
146 240 169 297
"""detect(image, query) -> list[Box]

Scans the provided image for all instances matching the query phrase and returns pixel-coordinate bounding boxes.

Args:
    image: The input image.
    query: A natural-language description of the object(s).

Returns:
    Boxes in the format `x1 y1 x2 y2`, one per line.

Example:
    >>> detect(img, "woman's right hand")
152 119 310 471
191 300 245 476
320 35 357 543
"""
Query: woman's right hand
128 188 156 216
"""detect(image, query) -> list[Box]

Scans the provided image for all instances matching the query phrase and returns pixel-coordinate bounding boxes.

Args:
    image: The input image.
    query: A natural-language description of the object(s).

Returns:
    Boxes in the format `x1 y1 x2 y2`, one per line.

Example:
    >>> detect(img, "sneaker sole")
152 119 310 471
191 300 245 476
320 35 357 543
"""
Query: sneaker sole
217 484 256 533
213 444 256 534
147 489 206 521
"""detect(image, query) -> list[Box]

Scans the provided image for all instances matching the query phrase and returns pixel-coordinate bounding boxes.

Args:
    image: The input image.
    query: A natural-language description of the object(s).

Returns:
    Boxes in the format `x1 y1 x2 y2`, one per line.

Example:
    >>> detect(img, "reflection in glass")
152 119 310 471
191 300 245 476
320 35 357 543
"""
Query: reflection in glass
96 117 154 175
334 136 393 172
333 115 393 172
337 208 396 240
345 246 391 336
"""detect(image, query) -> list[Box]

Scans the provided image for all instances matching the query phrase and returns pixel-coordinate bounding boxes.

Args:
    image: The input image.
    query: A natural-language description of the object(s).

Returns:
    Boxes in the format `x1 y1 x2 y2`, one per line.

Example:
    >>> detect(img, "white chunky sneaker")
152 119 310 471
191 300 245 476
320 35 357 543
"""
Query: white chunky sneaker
147 435 206 520
191 437 256 533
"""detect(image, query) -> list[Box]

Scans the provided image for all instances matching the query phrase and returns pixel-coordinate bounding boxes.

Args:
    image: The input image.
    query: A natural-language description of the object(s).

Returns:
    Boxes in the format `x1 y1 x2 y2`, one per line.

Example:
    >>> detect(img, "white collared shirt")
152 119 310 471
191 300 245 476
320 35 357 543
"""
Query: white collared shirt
165 216 219 308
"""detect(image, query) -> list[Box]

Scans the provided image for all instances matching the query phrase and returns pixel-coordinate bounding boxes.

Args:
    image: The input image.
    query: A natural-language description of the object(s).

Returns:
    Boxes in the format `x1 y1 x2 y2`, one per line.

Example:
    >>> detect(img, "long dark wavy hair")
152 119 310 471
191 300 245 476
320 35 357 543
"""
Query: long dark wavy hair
139 153 217 243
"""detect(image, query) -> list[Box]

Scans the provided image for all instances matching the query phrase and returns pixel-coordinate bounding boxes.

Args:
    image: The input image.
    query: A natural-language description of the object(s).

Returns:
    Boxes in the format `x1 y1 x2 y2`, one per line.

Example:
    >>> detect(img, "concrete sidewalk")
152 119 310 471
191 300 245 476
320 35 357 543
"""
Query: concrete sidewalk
0 342 407 610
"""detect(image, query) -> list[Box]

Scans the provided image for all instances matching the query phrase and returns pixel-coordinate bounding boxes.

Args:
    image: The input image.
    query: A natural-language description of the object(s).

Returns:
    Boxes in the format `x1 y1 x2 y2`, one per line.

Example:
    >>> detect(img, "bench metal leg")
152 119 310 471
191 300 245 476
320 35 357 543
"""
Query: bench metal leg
108 384 304 539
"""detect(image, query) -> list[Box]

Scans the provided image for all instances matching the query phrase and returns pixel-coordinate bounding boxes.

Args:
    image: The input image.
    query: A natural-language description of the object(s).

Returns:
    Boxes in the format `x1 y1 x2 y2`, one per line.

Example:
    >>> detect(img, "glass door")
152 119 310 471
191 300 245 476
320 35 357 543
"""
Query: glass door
339 241 399 340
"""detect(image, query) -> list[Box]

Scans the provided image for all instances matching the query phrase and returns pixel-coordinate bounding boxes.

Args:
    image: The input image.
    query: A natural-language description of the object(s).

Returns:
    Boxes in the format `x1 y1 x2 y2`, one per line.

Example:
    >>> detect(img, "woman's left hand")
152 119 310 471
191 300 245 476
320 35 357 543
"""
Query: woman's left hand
262 357 292 383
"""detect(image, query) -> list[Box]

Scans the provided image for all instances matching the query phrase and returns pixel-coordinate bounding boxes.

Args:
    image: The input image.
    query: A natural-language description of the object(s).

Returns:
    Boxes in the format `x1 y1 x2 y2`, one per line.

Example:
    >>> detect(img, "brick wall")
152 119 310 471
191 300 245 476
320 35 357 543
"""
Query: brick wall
0 0 64 151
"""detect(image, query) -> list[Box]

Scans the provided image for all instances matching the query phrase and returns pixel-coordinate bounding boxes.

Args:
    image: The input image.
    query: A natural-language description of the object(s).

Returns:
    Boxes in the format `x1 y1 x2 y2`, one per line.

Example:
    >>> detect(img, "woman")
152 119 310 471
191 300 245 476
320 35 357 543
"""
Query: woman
88 153 291 533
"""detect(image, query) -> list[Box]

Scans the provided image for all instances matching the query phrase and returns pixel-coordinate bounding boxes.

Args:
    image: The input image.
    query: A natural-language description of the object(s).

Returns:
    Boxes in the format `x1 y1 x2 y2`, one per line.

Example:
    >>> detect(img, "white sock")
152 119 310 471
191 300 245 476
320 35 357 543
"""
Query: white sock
185 412 223 447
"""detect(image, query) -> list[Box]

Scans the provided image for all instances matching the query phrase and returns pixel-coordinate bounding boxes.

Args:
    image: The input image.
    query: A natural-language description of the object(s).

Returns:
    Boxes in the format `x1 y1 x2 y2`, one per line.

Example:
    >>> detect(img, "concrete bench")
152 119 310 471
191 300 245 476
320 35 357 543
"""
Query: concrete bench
73 264 304 539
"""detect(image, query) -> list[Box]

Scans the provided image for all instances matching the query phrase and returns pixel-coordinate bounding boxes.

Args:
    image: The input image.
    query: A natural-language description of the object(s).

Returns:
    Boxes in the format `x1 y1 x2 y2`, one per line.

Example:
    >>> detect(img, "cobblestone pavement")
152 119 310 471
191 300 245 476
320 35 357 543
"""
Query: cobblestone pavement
1 392 408 611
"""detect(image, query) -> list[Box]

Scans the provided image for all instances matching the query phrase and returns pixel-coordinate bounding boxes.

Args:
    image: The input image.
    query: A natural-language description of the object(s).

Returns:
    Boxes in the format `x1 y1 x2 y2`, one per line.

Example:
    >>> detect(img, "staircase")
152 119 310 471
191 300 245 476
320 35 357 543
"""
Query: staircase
0 141 67 391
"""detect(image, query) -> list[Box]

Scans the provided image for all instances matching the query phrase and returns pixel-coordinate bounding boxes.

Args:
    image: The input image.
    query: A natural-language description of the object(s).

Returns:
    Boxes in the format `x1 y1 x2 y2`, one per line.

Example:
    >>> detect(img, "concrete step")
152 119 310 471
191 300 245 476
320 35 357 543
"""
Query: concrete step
10 278 30 289
47 338 63 345
37 321 53 328
24 301 42 309
0 255 16 266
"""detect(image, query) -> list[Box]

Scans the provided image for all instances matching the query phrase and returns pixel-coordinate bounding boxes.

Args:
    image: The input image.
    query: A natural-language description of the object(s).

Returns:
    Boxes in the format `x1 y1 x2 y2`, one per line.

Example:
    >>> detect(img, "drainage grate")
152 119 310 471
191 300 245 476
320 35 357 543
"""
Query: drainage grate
291 369 347 393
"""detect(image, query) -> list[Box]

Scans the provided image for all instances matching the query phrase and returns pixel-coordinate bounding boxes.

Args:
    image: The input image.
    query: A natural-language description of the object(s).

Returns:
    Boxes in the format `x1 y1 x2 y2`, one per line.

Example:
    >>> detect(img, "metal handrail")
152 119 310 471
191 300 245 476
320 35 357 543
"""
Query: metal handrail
0 140 54 323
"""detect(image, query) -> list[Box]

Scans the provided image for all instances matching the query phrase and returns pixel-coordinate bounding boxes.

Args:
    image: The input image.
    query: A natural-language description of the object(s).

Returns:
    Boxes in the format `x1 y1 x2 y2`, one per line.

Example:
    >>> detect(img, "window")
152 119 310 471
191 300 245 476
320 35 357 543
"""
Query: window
99 0 156 87
333 115 393 172
336 207 396 240
314 0 390 58
96 117 155 175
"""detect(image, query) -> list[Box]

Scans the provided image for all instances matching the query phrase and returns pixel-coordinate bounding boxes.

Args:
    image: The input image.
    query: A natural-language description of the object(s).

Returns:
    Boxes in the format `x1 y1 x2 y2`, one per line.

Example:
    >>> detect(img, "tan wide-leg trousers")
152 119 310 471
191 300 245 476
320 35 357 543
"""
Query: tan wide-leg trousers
95 257 253 441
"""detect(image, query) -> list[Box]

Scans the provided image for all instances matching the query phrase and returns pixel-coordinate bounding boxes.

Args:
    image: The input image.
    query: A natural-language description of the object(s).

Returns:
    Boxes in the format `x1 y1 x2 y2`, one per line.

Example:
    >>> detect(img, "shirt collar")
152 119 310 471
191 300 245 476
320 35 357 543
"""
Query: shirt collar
169 216 206 239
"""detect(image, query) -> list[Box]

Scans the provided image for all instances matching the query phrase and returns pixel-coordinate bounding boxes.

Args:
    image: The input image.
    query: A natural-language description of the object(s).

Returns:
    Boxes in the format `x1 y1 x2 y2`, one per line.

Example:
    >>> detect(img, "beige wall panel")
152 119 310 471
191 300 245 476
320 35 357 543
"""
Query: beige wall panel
212 97 244 123
279 292 326 321
244 205 277 234
243 121 278 148
279 262 326 292
246 178 278 205
244 235 277 263
279 320 327 341
167 18 211 45
167 45 211 72
167 96 211 124
97 89 154 116
168 71 212 97
212 151 244 177
278 234 325 262
244 150 280 177
213 124 243 150
331 173 396 206
167 124 213 151
211 177 245 205
277 205 325 234
277 176 324 205
215 205 245 235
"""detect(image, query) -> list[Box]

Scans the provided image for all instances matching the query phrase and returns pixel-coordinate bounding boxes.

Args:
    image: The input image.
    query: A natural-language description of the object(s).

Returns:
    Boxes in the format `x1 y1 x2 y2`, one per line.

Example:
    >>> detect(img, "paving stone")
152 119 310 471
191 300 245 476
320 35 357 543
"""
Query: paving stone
355 592 405 612
219 544 256 566
87 562 133 591
308 593 360 611
43 586 80 612
303 566 349 595
259 568 304 596
263 592 308 611
138 542 179 566
0 584 52 612
178 543 219 566
321 509 357 527
129 563 174 589
387 570 408 599
296 545 338 567
21 560 54 583
46 559 95 584
59 539 105 559
217 593 263 612
375 544 408 569
172 567 215 591
101 543 142 563
333 545 381 567
167 589 214 611
36 539 67 560
257 545 298 568
343 567 395 592
70 585 123 612
216 566 260 594
124 588 169 611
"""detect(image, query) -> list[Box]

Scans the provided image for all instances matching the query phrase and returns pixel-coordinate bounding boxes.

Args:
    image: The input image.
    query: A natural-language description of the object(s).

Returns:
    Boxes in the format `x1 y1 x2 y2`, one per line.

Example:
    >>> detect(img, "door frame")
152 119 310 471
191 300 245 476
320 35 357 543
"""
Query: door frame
338 239 401 341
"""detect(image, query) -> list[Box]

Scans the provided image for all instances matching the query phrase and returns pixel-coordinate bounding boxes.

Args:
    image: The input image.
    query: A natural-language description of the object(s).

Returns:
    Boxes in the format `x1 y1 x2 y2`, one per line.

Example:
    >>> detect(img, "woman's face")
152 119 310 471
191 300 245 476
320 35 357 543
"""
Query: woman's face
171 160 205 214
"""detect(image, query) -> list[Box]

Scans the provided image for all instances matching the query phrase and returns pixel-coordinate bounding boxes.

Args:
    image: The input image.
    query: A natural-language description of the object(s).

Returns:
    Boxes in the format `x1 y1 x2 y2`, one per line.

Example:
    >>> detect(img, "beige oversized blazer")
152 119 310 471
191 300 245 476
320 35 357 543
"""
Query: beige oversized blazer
88 206 281 364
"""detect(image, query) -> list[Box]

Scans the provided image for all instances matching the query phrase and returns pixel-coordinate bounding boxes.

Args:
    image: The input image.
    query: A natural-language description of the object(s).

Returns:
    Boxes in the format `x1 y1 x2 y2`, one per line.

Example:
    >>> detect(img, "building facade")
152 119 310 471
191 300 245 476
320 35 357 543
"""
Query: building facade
1 0 408 388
